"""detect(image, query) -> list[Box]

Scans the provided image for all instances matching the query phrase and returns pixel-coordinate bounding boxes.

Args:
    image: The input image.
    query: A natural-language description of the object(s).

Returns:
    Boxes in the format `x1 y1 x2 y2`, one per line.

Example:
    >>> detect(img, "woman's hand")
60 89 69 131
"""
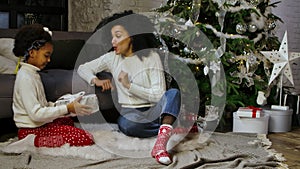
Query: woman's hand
118 70 131 89
93 78 113 92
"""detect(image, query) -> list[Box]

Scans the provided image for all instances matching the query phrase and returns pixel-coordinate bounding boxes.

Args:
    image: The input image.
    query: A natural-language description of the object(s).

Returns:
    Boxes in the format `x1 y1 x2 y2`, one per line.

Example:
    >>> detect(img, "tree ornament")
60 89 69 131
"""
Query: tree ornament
248 24 257 32
172 27 181 35
246 52 258 74
190 0 201 23
230 63 255 87
183 47 191 54
261 31 300 86
256 91 267 106
204 65 209 75
236 23 247 34
265 19 276 31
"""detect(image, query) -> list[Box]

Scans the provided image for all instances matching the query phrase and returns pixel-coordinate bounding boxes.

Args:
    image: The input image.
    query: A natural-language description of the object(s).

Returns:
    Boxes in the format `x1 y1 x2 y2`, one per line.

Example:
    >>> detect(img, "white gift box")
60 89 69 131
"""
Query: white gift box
236 107 262 118
55 91 99 114
233 112 269 134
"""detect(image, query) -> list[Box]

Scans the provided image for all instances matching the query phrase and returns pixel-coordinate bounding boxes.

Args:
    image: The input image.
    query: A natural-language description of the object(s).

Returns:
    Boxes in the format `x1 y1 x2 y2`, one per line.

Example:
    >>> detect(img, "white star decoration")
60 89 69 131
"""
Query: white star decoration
261 31 300 86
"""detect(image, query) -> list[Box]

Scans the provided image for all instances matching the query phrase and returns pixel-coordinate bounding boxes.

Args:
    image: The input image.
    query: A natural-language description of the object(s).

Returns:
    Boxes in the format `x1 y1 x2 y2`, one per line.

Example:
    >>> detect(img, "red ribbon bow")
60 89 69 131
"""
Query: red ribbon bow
247 106 262 118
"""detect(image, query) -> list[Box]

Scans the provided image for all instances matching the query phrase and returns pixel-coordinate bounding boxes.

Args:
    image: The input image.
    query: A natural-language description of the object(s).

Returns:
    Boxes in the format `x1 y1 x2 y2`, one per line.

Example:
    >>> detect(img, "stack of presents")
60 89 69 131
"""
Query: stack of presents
233 105 293 134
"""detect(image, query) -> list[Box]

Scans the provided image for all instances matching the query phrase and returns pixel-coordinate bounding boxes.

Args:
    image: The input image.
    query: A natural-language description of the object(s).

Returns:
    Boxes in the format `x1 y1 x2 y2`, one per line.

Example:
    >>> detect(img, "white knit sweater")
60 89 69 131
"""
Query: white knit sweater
77 51 166 108
13 63 68 128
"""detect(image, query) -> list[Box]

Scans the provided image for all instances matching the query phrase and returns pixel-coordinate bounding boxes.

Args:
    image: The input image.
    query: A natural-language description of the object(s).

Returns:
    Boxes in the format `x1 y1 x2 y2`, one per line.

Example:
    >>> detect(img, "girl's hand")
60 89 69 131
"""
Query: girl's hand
93 78 113 91
67 96 92 116
118 70 131 89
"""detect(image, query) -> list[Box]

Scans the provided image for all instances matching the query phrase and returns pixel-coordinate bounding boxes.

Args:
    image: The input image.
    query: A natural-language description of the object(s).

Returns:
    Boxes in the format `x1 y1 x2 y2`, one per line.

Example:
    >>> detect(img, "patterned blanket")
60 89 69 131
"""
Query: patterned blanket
0 123 288 169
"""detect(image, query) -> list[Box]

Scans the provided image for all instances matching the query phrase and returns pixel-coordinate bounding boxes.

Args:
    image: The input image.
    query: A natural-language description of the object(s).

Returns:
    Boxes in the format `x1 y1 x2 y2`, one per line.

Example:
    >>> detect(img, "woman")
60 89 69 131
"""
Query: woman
77 11 180 165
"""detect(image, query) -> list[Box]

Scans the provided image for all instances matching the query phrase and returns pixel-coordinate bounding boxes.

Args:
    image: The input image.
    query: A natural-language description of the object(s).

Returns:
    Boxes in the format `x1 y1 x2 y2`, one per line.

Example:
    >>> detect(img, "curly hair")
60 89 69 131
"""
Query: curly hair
13 23 52 60
94 10 161 58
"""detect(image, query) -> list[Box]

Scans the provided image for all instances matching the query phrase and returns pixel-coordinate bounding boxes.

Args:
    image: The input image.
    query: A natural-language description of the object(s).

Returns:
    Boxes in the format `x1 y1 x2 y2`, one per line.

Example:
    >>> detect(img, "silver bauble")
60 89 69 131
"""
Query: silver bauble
248 24 257 32
236 23 247 34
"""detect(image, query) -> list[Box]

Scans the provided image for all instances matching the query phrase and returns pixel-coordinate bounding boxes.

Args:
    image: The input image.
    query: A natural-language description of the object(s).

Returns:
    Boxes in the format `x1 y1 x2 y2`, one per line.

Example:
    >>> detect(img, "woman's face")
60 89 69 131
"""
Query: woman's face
111 25 133 57
27 42 53 70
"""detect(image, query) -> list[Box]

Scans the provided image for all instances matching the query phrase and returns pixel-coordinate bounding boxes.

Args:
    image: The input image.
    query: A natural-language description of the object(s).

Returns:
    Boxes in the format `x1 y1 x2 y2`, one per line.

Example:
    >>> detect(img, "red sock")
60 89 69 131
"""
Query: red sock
151 124 173 165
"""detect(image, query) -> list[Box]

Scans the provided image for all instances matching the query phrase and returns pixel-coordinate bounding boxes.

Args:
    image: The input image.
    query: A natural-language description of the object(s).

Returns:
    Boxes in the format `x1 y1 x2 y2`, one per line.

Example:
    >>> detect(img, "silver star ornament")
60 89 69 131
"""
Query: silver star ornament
261 31 300 86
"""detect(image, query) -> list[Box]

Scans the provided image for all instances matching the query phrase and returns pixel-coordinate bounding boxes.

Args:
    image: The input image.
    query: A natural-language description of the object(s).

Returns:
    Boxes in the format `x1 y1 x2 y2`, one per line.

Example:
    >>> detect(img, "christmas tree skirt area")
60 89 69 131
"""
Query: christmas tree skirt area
0 123 287 169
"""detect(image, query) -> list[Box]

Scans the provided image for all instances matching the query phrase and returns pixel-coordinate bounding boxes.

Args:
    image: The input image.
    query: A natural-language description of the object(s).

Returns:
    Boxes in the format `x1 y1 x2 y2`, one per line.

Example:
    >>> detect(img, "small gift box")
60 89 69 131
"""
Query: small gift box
55 91 99 114
236 106 262 118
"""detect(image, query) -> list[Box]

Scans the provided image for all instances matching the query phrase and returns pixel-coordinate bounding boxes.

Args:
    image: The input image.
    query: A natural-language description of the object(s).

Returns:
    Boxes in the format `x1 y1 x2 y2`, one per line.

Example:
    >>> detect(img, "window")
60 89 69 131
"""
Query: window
0 0 68 31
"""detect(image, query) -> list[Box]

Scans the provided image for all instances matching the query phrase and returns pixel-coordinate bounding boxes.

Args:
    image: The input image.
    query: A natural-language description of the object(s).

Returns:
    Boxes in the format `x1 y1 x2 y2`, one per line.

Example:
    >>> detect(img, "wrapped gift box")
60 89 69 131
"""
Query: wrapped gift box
236 106 262 118
55 91 99 114
233 111 269 134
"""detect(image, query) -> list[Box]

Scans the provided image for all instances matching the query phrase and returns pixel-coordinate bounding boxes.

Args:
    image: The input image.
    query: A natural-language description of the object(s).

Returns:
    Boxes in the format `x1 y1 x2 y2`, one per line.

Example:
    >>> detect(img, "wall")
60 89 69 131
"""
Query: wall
69 0 300 49
271 0 300 93
272 0 300 52
68 0 164 32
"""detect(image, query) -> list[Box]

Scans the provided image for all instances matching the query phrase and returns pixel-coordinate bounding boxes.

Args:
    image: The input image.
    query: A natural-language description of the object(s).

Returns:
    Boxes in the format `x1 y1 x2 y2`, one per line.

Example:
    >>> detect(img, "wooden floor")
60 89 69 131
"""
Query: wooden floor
268 127 300 169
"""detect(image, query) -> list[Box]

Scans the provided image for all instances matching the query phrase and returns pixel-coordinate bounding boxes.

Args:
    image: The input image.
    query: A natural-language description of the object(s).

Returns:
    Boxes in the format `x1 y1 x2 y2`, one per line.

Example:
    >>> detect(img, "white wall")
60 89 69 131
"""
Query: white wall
271 0 300 93
68 0 164 32
272 0 300 52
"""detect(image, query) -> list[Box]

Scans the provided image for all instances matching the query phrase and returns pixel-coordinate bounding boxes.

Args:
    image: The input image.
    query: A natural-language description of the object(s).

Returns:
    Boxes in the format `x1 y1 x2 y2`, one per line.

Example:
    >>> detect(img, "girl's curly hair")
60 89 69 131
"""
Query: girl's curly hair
13 23 52 60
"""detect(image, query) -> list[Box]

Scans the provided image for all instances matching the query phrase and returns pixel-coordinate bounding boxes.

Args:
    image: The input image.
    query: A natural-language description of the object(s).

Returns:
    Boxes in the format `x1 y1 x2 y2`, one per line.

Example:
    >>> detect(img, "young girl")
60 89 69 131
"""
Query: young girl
12 24 94 147
78 11 181 165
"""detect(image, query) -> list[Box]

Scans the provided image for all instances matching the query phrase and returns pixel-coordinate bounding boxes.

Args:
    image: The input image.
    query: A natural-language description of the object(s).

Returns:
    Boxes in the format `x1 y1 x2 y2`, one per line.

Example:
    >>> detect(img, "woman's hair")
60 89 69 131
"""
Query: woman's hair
13 23 52 61
94 10 161 58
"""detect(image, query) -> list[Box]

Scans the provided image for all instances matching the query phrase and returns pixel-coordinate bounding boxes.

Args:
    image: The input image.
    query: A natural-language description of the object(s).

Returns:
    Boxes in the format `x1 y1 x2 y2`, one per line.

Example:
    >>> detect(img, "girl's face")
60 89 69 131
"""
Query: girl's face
27 42 53 70
111 25 133 57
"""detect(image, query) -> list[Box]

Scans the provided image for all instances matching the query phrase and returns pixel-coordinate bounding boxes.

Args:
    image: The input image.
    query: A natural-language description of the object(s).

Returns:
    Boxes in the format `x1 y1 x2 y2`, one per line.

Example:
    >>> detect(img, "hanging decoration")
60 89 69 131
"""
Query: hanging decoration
248 24 258 32
230 62 255 87
190 0 201 24
236 23 247 34
261 31 300 86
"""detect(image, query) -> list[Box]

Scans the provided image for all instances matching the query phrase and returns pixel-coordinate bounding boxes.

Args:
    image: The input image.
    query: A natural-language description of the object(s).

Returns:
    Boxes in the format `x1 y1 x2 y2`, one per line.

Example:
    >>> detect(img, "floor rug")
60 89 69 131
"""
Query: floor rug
0 123 288 169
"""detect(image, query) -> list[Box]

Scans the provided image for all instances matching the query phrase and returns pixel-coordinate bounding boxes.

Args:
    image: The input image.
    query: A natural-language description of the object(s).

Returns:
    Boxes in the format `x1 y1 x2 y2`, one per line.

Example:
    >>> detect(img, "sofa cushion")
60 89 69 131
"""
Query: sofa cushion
0 55 17 74
0 38 18 62
44 40 85 70
0 74 16 118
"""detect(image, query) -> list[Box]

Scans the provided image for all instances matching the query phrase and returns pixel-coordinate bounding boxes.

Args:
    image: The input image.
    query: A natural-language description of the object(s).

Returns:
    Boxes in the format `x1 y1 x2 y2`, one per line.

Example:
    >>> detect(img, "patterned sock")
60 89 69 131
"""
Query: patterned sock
172 123 199 134
189 123 199 133
151 124 173 165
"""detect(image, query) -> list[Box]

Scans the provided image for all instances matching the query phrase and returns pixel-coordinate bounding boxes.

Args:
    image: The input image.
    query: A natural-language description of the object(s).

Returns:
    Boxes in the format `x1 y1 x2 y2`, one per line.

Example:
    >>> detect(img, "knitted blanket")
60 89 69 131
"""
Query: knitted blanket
0 123 288 169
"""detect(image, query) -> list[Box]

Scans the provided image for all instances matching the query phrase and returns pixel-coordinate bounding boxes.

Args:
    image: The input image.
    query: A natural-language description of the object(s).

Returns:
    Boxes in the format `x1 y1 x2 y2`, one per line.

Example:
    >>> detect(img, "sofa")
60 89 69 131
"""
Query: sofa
0 29 119 133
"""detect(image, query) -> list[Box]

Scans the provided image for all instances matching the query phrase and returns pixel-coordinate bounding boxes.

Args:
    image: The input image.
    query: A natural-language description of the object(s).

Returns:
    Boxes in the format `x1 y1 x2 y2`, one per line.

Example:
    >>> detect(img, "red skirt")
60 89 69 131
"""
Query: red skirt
18 117 94 147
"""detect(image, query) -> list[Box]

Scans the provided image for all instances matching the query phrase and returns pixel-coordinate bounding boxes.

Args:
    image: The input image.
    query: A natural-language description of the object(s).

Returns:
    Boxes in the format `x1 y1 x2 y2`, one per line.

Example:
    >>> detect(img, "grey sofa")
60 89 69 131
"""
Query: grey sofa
0 29 119 131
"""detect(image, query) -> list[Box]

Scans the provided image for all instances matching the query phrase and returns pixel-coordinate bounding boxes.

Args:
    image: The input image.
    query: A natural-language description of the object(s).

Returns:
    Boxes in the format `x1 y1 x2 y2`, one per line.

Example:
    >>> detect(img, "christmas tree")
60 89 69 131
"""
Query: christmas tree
150 0 283 121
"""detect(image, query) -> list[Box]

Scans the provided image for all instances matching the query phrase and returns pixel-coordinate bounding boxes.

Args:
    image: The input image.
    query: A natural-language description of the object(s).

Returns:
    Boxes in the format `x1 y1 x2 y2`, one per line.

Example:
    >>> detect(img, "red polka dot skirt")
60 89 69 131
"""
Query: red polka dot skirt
18 117 94 147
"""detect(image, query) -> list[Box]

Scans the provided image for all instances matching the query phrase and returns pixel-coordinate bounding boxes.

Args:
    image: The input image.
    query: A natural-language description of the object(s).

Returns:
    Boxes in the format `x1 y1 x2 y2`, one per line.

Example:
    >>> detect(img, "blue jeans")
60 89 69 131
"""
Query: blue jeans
117 88 181 138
